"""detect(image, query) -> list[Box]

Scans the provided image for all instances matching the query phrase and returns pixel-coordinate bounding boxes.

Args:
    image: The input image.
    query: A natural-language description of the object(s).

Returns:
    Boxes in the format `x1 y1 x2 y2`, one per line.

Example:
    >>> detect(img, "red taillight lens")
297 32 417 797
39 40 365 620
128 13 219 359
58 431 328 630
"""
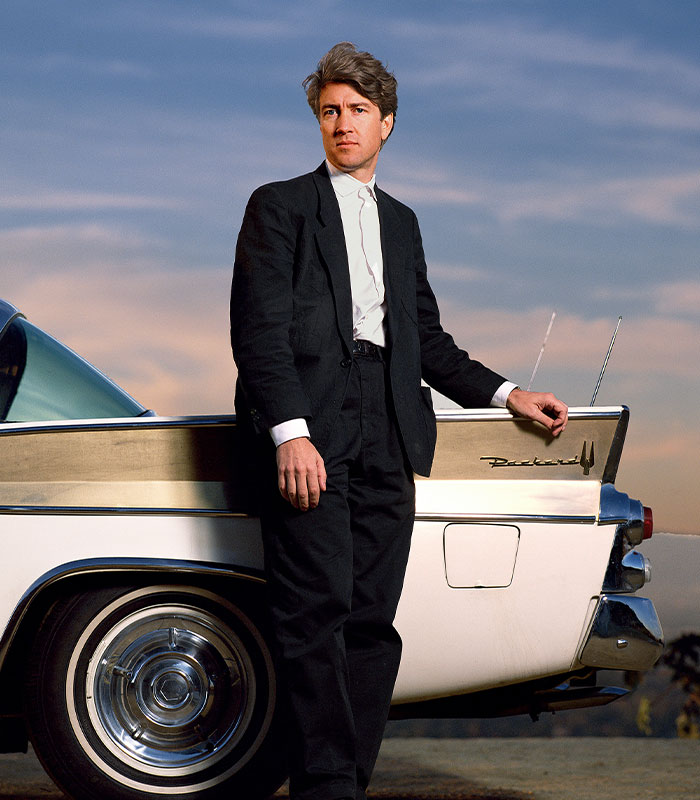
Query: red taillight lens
643 506 653 539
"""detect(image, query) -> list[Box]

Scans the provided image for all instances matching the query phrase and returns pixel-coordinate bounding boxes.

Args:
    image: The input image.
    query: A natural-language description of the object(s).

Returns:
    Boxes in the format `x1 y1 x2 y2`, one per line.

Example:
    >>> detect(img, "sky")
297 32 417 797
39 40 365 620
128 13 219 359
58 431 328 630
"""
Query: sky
2 0 699 533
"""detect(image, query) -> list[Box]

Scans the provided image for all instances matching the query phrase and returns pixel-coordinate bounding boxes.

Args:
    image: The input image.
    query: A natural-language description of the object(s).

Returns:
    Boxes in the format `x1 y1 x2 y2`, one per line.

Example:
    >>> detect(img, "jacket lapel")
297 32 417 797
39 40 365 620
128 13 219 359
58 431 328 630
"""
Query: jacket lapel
312 165 354 353
376 186 407 346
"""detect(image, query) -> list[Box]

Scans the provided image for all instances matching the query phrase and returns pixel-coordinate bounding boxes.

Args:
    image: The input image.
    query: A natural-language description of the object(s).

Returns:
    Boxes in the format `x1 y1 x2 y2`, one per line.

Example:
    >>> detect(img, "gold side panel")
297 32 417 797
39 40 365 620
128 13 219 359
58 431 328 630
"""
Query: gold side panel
426 410 626 482
0 424 238 483
0 408 627 512
0 422 252 513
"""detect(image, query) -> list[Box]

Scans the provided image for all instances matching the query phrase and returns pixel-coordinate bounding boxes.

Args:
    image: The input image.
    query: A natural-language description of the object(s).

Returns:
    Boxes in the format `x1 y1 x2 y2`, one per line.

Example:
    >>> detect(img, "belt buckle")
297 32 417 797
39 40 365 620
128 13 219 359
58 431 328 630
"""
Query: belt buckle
353 339 381 359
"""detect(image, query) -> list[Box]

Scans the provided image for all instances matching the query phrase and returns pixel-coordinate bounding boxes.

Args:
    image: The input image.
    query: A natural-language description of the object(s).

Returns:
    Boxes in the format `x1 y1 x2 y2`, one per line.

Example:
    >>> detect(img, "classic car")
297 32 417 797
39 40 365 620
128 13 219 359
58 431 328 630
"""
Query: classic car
0 298 663 800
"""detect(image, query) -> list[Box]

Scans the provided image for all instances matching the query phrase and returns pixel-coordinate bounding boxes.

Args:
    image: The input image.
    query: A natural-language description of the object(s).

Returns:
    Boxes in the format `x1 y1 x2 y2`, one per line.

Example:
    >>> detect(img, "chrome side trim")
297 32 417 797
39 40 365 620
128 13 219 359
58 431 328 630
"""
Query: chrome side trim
0 414 238 437
432 406 626 422
579 595 664 671
0 406 627 436
0 557 265 672
0 508 598 525
0 506 251 517
415 512 596 524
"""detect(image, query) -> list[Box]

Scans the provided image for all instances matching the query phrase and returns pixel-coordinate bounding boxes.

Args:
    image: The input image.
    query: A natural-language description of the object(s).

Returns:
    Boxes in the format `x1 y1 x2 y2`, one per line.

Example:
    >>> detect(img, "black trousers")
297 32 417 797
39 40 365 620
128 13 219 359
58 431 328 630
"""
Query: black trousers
260 351 415 800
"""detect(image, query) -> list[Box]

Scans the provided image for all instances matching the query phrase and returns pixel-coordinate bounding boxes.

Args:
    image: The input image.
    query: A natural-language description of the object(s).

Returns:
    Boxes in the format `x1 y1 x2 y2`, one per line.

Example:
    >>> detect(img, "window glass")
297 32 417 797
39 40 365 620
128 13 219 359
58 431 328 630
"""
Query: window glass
0 318 146 421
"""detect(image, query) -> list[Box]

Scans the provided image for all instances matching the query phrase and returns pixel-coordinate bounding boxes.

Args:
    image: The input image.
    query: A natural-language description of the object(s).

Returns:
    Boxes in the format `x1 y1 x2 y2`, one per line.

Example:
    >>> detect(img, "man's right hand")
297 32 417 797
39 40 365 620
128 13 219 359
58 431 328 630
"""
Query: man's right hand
276 437 327 511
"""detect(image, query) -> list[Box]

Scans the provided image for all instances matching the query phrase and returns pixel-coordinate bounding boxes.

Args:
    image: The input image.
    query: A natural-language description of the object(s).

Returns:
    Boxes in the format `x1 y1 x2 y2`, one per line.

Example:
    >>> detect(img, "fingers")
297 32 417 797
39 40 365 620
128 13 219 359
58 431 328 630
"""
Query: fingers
533 408 566 436
543 395 568 436
532 394 568 436
316 451 327 493
507 389 568 437
548 404 568 436
278 463 319 511
276 437 326 511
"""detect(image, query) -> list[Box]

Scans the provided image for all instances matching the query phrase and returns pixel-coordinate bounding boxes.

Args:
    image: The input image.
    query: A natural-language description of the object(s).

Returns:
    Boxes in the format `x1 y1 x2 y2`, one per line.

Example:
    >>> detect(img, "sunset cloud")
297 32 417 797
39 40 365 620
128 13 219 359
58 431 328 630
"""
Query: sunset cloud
0 192 182 212
11 265 233 415
0 223 171 277
392 18 700 132
434 304 700 380
384 169 700 227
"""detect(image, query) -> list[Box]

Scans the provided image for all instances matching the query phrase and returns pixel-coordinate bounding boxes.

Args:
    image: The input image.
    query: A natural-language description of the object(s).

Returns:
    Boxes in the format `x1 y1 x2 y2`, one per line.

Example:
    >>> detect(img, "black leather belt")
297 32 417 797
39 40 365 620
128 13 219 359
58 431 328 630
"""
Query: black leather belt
352 339 384 359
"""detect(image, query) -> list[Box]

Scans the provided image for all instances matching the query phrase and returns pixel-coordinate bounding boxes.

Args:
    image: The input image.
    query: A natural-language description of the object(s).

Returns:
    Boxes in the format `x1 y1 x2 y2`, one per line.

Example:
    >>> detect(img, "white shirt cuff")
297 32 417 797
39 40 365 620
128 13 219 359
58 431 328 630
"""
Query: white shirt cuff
270 418 310 447
491 381 519 408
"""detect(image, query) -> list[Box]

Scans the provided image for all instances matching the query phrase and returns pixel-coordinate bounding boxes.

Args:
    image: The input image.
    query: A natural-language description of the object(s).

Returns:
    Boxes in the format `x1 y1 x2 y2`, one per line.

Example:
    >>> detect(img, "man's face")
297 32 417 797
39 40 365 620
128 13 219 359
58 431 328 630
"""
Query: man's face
319 82 393 183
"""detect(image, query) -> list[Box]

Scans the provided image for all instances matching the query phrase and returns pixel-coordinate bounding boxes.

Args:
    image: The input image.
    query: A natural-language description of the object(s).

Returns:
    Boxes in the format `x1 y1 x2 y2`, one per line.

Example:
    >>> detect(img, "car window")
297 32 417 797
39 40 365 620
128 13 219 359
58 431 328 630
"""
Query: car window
0 317 146 421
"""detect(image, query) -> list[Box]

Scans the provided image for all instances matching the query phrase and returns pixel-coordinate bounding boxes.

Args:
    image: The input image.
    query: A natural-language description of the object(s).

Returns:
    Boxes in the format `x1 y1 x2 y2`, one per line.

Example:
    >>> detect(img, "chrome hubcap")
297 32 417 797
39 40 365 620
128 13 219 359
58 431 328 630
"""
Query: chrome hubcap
85 603 257 776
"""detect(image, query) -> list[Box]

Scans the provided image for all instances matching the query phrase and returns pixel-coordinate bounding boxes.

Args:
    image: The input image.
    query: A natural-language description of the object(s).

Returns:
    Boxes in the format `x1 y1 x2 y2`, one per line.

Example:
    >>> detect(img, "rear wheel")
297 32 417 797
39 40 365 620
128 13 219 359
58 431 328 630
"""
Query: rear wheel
24 584 286 800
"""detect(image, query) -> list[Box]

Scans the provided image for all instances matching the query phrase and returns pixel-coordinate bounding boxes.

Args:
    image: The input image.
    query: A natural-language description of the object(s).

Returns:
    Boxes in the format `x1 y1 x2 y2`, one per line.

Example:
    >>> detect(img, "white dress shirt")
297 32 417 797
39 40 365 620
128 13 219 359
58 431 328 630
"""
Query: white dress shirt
327 163 386 347
269 162 516 447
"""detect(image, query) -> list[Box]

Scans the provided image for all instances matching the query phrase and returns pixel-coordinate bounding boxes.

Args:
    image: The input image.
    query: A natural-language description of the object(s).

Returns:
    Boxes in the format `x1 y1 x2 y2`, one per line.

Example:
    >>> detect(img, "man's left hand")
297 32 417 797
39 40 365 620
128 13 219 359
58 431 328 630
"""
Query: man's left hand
506 388 568 436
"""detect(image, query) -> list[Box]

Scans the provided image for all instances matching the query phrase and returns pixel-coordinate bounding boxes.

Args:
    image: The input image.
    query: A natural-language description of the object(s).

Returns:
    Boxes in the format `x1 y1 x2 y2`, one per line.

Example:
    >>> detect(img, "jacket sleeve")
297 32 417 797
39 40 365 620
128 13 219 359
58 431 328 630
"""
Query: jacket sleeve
411 213 508 407
230 185 312 431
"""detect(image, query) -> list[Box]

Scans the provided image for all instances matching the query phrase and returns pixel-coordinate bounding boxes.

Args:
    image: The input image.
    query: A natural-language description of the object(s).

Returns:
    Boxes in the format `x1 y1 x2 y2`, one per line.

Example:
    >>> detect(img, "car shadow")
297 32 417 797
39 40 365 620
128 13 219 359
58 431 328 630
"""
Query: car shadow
273 755 532 800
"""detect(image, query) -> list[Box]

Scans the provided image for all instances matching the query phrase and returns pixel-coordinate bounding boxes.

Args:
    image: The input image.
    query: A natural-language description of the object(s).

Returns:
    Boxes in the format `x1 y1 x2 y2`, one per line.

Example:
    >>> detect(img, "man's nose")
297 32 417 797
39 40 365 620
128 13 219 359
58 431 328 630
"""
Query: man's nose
335 109 353 131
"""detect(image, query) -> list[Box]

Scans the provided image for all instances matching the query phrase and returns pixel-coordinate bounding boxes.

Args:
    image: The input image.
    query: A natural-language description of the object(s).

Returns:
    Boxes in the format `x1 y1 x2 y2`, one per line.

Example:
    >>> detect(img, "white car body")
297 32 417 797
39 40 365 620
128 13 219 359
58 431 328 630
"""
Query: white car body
0 300 663 800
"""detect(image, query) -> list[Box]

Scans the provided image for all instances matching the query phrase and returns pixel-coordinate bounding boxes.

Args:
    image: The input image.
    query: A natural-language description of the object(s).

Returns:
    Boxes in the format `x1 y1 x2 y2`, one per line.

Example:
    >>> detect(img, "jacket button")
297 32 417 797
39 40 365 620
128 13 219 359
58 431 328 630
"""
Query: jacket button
340 358 351 368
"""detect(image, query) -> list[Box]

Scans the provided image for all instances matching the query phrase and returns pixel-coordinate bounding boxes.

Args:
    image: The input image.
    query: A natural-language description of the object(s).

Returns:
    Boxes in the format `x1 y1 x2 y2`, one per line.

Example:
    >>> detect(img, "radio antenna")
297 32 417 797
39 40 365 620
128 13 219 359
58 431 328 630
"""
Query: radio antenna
590 316 622 406
526 311 556 391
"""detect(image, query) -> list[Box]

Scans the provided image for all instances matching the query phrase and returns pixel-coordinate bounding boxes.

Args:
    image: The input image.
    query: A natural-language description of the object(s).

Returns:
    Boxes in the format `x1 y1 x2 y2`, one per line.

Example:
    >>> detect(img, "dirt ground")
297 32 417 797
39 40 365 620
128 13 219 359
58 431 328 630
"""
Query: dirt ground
2 738 697 800
365 737 700 800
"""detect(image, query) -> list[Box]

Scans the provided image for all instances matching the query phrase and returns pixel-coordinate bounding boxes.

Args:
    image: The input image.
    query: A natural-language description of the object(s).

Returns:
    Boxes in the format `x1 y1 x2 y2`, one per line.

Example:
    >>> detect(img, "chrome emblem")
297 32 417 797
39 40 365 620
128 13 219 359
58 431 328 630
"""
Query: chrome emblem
480 441 595 475
579 440 595 476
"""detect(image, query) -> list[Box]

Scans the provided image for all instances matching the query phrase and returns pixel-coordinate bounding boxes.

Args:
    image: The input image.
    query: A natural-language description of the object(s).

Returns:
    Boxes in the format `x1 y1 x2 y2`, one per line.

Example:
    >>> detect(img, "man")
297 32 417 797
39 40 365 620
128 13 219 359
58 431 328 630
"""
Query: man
231 42 567 800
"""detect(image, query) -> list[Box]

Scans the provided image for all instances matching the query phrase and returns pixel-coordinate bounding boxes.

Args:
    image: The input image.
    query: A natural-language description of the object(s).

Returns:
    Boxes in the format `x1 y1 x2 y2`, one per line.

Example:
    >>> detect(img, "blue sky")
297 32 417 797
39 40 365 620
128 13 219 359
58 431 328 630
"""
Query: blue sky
2 1 699 532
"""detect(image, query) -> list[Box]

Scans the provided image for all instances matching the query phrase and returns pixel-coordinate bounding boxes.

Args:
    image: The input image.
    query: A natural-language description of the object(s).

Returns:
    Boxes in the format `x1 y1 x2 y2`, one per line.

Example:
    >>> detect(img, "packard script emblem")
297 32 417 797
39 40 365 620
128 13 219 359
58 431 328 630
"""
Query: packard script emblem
481 441 595 476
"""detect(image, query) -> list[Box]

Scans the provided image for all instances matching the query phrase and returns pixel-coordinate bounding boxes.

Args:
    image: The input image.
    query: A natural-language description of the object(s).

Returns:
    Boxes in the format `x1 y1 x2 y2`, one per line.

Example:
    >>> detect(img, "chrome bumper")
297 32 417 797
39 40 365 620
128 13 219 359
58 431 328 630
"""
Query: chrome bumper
579 595 664 671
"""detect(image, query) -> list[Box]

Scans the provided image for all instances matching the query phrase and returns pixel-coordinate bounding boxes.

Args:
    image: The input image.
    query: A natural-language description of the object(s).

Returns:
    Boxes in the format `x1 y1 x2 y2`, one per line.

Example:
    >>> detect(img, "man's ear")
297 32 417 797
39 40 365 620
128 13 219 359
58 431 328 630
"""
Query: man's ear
381 113 394 141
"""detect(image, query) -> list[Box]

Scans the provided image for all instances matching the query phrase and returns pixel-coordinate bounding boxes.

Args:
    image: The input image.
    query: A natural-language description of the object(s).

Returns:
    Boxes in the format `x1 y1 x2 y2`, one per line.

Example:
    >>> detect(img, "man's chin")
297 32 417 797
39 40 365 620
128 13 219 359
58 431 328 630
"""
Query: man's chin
332 154 358 168
329 156 369 175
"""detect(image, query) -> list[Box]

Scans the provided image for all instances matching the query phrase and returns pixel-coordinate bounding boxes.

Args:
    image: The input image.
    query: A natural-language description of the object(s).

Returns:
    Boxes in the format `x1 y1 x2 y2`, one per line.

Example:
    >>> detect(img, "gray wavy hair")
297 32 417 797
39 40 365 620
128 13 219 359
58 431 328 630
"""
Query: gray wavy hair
303 42 397 138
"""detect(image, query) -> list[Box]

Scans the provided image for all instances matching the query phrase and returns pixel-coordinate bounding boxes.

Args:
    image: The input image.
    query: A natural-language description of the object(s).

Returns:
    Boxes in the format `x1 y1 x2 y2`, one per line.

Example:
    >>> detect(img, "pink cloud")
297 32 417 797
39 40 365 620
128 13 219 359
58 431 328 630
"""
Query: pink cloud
11 266 235 416
438 305 700 380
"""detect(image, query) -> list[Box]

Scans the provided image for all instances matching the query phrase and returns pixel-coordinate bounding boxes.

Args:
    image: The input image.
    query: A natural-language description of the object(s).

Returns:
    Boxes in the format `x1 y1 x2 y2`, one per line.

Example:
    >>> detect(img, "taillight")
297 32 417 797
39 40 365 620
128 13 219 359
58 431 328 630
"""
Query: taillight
643 506 653 540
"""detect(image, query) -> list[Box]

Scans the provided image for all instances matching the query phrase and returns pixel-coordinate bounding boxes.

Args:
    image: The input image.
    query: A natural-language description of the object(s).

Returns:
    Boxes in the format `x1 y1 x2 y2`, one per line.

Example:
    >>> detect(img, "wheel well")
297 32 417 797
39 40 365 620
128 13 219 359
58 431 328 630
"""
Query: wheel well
0 569 268 721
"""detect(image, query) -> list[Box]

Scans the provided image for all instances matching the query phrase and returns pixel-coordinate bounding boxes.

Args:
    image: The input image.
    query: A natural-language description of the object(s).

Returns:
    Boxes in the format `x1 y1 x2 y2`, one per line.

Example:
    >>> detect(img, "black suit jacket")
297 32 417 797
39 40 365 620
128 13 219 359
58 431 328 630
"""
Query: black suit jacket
230 163 506 477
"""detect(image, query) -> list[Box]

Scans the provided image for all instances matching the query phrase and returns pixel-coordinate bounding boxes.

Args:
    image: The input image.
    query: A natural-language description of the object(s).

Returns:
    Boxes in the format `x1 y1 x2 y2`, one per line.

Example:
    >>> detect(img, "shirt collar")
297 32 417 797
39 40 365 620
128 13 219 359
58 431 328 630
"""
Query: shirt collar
325 160 377 199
